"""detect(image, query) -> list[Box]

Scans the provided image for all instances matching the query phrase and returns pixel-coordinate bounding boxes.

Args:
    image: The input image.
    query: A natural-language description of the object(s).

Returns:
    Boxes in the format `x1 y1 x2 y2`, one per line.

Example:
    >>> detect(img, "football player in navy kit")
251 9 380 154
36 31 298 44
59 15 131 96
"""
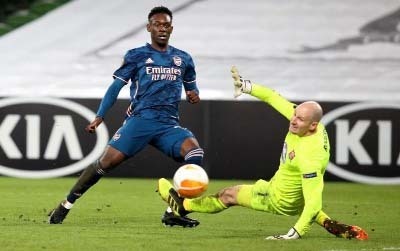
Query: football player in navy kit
49 6 204 228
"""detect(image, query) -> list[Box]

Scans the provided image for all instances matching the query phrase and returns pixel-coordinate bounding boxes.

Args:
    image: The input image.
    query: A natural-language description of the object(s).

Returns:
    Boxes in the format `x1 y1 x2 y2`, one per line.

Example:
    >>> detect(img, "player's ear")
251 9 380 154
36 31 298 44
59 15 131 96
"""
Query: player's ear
310 121 318 131
146 23 151 32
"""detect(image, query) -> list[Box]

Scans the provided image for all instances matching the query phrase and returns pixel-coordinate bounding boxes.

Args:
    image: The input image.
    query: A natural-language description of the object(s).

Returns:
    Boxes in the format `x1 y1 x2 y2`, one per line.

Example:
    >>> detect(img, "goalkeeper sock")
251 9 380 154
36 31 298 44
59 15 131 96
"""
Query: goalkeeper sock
66 160 105 203
184 195 227 213
315 210 331 227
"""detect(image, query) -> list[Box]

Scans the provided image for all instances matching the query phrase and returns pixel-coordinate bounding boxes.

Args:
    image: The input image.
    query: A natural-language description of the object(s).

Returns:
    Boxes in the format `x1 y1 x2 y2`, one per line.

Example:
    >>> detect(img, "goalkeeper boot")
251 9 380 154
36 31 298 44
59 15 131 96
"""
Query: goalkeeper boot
157 178 189 216
161 212 200 228
157 178 174 203
166 188 190 217
157 178 199 227
48 201 70 224
323 219 368 240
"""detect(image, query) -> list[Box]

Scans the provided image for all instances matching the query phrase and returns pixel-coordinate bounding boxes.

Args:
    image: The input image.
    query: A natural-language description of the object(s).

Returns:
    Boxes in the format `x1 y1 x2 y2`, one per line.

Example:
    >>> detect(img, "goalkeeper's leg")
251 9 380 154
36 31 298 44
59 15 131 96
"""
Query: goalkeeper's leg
160 143 205 227
158 178 228 215
158 178 202 227
315 211 368 240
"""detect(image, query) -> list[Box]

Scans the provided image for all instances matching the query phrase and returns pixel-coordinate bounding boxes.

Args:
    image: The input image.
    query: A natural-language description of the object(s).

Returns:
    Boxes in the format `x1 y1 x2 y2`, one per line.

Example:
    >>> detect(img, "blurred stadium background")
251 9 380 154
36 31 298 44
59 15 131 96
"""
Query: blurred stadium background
0 0 400 184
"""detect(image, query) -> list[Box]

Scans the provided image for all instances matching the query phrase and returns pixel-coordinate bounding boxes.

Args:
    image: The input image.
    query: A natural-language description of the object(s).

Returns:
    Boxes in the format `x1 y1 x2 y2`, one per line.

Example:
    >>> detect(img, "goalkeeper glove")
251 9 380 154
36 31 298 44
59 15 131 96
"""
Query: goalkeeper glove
231 66 252 98
265 227 301 240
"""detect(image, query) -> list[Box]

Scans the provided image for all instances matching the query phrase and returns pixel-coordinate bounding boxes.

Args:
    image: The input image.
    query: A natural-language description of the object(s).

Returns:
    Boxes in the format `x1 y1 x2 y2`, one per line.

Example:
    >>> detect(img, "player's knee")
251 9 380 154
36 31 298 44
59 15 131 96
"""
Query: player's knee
183 147 204 166
98 147 126 171
217 186 239 207
92 159 108 174
98 158 122 172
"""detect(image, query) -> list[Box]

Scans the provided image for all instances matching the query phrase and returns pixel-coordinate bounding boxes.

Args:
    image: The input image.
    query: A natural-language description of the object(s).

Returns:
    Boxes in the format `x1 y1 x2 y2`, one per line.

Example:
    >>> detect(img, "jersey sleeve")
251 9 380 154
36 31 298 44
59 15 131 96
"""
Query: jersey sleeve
250 83 296 120
293 140 327 236
112 51 137 83
182 55 198 93
293 163 324 236
96 78 126 119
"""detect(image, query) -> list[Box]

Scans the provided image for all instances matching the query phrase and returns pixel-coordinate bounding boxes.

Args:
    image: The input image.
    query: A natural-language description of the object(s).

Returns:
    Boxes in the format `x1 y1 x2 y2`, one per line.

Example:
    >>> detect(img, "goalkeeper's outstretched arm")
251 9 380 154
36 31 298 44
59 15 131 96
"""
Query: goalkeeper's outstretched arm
230 66 295 120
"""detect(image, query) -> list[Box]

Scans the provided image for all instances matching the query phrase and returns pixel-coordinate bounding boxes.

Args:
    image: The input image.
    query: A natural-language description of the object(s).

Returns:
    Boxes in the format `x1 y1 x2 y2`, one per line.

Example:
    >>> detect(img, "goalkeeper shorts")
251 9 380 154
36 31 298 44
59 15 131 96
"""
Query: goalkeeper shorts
236 179 280 214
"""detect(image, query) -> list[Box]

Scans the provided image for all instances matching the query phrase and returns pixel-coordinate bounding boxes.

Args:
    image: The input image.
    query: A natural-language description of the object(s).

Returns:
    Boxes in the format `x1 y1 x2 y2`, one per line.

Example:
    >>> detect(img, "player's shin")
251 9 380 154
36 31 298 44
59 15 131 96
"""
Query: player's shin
66 160 106 205
48 160 107 224
315 210 330 226
185 195 227 213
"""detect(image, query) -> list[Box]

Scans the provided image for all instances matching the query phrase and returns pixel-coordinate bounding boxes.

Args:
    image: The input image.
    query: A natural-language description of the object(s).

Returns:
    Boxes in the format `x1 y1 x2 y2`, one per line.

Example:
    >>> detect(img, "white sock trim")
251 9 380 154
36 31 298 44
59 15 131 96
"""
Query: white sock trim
62 200 74 209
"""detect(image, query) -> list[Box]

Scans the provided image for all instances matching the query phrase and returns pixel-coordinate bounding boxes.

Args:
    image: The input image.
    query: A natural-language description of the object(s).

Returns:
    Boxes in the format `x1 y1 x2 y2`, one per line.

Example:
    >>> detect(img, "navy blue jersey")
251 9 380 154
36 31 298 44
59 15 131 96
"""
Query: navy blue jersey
113 43 198 122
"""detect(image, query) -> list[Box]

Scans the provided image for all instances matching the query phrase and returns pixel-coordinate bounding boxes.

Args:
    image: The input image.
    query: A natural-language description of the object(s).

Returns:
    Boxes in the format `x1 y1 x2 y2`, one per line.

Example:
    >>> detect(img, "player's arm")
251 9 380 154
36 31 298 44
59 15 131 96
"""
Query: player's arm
231 66 295 120
85 78 126 133
293 156 325 237
96 78 126 119
86 50 136 133
183 55 200 104
184 83 200 104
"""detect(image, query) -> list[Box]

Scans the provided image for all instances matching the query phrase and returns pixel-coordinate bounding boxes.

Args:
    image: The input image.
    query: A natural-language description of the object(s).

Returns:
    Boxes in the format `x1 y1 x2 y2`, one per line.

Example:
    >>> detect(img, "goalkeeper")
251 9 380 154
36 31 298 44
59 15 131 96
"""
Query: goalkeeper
157 66 368 240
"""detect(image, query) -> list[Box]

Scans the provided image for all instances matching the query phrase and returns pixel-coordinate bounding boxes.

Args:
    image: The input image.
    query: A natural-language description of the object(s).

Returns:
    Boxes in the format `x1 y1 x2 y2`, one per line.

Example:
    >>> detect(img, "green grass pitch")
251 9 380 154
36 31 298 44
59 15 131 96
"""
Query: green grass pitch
0 177 399 251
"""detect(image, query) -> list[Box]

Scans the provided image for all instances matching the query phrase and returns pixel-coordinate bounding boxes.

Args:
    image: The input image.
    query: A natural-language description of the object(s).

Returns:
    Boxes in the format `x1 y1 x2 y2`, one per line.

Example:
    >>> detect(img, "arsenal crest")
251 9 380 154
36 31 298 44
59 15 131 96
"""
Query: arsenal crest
173 56 182 66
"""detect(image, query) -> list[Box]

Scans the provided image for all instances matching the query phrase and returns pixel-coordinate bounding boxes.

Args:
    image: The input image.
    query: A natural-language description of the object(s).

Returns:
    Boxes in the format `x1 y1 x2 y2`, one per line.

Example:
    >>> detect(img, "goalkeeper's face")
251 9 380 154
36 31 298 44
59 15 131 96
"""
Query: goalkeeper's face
289 102 320 137
147 13 173 49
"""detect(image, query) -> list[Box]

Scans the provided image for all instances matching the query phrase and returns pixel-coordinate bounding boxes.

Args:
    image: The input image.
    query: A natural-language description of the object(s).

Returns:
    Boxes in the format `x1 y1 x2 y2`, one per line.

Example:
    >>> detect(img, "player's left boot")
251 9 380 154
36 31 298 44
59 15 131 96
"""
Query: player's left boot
323 219 368 240
48 201 70 224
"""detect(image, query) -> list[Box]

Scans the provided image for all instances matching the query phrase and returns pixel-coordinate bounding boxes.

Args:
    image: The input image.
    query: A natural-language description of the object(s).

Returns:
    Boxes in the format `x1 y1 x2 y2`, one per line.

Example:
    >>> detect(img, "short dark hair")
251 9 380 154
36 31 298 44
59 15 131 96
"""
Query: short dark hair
148 6 173 21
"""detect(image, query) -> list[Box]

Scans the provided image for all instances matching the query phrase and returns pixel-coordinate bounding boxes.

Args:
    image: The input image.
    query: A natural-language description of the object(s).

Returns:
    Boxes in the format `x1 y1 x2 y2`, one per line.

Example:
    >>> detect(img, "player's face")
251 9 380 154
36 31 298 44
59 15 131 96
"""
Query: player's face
289 105 317 136
147 13 173 50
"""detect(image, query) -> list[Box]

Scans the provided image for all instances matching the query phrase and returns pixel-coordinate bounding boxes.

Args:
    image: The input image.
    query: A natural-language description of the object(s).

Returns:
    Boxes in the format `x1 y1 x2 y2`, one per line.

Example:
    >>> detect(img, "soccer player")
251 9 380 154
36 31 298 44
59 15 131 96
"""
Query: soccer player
157 66 369 240
48 6 204 228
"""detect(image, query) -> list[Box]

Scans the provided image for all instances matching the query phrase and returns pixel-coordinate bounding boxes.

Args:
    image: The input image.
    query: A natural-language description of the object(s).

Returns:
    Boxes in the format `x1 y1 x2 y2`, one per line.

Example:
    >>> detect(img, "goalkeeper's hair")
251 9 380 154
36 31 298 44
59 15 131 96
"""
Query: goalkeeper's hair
148 6 173 21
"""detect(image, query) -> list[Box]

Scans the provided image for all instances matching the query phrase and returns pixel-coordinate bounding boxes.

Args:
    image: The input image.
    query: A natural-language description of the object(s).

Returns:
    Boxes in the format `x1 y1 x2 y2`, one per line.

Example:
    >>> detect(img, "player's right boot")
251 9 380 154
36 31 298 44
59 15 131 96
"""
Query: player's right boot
48 201 70 224
161 212 199 228
323 219 368 240
157 178 199 228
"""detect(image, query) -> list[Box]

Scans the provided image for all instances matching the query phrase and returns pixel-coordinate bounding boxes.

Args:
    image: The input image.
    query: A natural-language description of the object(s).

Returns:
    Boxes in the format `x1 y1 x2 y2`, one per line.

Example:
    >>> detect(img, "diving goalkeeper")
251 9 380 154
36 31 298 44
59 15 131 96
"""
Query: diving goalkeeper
157 66 368 240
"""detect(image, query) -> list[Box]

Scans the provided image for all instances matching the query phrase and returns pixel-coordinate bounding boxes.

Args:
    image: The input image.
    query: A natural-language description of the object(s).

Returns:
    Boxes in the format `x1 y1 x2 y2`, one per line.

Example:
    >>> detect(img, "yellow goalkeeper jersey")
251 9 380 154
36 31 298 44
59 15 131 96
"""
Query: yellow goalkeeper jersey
251 83 330 236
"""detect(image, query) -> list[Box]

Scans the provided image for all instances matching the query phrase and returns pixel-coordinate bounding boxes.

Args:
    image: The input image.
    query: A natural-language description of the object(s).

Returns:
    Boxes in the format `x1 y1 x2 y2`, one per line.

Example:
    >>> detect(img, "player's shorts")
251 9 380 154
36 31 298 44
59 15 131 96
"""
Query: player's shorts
108 116 195 161
237 179 280 214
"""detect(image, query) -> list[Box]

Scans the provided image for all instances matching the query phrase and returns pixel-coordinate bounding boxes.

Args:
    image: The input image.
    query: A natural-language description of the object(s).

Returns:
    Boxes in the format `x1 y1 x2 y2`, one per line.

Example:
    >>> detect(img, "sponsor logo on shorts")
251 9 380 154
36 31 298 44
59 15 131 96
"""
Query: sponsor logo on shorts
112 132 121 141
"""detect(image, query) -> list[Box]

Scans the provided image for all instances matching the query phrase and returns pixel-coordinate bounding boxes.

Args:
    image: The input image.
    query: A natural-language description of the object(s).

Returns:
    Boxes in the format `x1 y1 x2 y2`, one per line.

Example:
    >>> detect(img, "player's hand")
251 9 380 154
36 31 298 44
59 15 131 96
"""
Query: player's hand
186 90 200 104
231 66 252 98
85 117 103 133
265 228 300 240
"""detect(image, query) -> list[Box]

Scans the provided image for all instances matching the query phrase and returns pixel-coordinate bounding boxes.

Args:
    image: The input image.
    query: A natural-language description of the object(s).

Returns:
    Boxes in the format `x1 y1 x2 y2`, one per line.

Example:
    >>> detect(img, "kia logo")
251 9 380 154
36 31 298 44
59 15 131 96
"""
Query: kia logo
322 102 400 184
0 97 109 178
